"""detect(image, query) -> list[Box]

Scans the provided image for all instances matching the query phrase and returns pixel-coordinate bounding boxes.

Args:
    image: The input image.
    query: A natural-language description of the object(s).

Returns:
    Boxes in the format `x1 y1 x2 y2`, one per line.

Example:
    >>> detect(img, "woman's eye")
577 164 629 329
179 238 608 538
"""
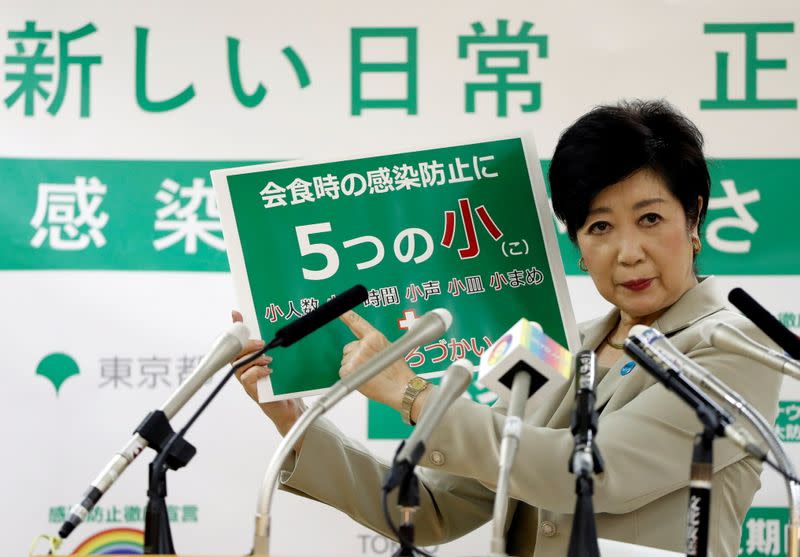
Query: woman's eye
640 213 662 226
588 221 610 234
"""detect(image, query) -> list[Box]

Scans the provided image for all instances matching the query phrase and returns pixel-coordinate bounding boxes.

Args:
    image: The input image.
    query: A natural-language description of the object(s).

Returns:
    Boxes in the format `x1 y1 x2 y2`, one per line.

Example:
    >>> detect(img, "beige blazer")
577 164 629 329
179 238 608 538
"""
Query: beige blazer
279 277 782 557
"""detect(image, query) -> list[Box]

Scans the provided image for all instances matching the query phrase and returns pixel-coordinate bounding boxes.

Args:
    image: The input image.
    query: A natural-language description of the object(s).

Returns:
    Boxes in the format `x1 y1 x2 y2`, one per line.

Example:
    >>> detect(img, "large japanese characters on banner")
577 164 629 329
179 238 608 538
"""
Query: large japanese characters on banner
1 2 798 557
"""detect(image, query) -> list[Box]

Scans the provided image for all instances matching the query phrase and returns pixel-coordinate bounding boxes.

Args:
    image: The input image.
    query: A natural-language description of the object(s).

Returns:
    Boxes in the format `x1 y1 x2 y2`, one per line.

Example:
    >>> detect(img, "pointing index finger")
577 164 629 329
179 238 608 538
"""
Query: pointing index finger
340 309 376 339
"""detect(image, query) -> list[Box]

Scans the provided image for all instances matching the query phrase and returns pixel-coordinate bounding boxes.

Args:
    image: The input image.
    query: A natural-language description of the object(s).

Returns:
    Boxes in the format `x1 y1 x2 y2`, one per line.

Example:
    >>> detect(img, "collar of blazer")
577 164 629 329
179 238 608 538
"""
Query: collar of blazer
569 276 728 420
579 275 727 349
512 277 728 428
650 276 727 337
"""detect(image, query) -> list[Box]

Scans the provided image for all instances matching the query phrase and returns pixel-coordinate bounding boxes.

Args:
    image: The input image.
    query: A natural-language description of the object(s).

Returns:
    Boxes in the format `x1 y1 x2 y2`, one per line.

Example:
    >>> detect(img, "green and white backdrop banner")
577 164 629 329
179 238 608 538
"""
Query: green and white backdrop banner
1 2 798 556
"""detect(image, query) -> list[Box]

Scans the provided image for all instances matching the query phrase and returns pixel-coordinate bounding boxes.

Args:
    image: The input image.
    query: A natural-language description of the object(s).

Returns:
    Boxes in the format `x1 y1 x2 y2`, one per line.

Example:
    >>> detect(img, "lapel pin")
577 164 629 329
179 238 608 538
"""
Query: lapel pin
620 361 636 376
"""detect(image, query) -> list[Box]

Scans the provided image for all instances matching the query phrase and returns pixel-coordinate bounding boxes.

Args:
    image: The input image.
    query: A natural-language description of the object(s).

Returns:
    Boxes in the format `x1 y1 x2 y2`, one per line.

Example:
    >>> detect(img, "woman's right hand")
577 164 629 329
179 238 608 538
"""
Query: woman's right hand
232 310 305 443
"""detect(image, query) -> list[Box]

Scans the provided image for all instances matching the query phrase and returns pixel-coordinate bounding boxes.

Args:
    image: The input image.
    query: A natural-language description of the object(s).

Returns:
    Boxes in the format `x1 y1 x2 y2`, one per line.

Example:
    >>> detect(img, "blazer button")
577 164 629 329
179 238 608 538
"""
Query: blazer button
540 520 557 537
429 450 446 466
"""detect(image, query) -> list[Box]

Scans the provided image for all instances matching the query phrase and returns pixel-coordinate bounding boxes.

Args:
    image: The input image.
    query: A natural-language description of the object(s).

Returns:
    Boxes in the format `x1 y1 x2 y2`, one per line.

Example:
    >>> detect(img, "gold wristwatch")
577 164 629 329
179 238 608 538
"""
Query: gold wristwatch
401 376 430 425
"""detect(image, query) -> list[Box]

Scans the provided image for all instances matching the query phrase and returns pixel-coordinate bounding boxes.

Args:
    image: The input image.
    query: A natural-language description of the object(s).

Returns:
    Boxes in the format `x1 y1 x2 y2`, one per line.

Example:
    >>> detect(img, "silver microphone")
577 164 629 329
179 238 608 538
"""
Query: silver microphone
317 309 453 411
393 359 473 465
253 308 453 556
59 322 251 539
489 367 534 557
634 324 800 557
631 323 800 552
705 321 800 381
629 325 766 461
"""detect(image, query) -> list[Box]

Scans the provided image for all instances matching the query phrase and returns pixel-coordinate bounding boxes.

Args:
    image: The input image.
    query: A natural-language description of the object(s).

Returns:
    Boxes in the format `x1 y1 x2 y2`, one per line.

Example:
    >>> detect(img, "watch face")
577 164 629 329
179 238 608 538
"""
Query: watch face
409 377 427 390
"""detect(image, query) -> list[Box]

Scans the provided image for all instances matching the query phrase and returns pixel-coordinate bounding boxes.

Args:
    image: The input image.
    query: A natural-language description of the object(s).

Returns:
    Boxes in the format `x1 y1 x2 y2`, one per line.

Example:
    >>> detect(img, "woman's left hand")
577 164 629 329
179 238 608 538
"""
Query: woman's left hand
338 310 417 411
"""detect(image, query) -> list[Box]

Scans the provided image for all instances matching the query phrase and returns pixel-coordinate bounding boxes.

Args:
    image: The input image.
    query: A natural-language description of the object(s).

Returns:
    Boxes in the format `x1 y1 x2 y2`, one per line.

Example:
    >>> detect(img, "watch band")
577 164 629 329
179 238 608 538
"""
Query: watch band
401 376 430 425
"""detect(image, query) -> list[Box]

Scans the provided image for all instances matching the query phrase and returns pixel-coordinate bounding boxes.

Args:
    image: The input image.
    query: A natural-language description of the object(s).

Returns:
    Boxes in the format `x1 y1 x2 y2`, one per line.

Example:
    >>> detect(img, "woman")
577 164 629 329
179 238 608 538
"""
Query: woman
233 100 782 556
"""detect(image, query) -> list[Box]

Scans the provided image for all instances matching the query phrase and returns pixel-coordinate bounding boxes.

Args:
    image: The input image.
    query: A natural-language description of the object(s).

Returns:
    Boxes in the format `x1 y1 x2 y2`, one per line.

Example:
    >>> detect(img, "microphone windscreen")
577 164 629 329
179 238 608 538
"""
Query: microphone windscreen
274 284 368 347
729 288 800 359
424 308 453 332
479 318 572 412
697 319 722 346
228 322 252 347
628 324 650 339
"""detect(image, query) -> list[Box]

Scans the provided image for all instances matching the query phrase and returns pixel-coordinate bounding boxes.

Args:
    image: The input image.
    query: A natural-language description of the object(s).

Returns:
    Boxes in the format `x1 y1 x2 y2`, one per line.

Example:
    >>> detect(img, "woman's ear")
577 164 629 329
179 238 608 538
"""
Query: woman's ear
691 195 704 237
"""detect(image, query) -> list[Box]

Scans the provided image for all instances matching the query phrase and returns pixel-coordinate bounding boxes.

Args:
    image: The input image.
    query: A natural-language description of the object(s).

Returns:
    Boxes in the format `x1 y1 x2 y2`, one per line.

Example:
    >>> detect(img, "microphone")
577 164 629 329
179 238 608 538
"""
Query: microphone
58 322 251 539
625 325 765 461
59 285 368 541
567 351 603 557
379 360 471 557
384 359 473 490
631 329 800 557
626 325 772 557
255 284 369 400
705 320 800 381
478 318 573 414
272 284 368 347
315 309 453 410
729 287 800 360
570 350 602 477
253 308 453 556
477 319 572 556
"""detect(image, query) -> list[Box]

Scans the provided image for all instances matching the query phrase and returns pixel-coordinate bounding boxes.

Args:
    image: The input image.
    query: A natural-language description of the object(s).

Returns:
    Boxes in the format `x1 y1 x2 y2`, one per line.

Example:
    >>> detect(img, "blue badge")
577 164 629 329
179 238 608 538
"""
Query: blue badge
620 361 636 376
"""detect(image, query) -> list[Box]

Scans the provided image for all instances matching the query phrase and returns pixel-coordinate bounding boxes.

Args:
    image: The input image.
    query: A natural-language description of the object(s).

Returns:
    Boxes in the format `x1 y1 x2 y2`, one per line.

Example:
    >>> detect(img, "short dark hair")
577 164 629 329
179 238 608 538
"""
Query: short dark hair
549 99 710 242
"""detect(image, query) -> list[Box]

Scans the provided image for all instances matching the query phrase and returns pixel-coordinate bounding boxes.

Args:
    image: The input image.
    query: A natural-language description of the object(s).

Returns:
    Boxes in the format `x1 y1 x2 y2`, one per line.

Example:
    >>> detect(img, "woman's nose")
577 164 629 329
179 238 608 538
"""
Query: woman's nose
616 233 647 266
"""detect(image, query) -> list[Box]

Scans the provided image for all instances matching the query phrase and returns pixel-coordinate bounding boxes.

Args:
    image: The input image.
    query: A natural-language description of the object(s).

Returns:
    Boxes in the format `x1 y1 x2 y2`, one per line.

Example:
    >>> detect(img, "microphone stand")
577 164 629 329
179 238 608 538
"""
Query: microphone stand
381 360 472 557
252 309 452 556
620 380 720 557
625 338 732 557
490 371 531 557
570 471 601 557
391 442 421 557
686 425 714 557
144 339 280 553
57 323 251 542
645 332 800 557
145 458 176 554
139 411 196 554
567 352 603 557
567 441 604 557
671 358 800 557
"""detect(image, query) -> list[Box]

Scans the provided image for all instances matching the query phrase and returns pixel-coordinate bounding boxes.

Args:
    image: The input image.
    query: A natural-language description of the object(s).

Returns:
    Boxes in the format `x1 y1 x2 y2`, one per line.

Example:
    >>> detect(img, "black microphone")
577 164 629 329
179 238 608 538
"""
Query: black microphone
271 284 368 347
625 328 728 557
59 286 367 543
625 325 765 557
143 285 369 552
729 287 800 360
625 329 735 437
567 350 603 557
570 350 602 477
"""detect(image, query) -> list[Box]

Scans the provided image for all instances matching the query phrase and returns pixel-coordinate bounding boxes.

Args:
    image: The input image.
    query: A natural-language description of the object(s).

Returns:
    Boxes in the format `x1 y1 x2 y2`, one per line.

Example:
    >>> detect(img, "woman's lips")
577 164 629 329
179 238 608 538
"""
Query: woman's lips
620 278 654 291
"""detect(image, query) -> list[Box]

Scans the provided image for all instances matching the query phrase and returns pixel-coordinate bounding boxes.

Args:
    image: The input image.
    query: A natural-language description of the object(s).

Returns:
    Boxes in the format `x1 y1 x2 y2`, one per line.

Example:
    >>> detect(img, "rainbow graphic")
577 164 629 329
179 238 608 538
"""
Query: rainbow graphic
72 527 144 555
525 322 573 380
486 333 513 366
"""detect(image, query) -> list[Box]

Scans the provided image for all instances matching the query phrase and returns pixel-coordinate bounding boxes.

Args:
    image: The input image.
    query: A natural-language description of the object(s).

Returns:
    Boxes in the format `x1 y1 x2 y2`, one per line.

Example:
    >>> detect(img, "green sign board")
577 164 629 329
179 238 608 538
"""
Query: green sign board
775 401 800 443
212 138 577 399
739 507 790 556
